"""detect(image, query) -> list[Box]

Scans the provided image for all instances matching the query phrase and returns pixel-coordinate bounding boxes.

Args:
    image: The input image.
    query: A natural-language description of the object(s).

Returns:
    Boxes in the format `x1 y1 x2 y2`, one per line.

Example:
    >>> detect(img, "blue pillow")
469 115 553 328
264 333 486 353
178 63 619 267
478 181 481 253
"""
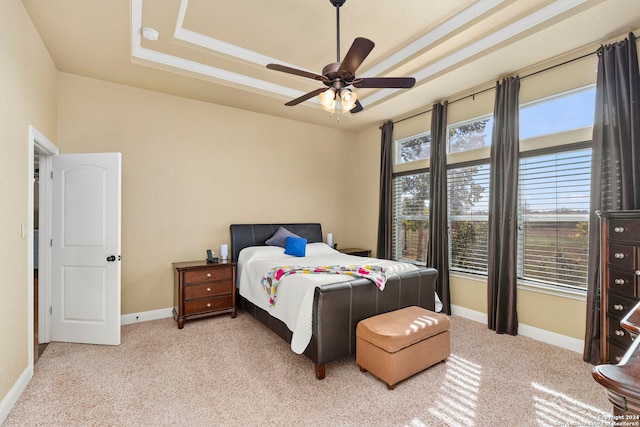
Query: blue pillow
284 236 307 257
265 227 301 248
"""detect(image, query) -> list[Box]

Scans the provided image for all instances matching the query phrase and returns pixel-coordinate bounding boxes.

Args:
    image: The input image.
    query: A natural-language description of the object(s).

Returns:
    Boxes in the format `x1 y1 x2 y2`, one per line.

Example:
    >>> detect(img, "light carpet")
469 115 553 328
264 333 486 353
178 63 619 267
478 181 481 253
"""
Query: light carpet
4 313 612 427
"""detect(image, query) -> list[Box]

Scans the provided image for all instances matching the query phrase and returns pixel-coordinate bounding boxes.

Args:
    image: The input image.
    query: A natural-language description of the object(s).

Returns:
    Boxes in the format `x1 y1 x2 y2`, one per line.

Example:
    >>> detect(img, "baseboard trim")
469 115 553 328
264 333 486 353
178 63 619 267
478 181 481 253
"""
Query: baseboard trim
451 304 585 354
121 307 173 326
0 365 31 425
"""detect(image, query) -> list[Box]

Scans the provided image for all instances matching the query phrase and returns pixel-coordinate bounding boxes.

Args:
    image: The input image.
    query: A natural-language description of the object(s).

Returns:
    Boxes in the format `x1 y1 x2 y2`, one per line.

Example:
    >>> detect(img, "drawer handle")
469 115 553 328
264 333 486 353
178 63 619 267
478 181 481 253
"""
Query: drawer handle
614 226 625 233
614 278 626 285
207 303 211 308
615 329 625 336
614 253 625 259
614 304 625 311
207 287 211 292
207 273 212 278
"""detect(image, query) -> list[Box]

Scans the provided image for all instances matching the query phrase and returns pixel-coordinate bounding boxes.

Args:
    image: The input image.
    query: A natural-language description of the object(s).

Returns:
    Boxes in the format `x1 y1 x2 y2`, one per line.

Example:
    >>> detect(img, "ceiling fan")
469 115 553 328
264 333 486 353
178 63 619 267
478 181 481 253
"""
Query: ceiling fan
266 0 416 114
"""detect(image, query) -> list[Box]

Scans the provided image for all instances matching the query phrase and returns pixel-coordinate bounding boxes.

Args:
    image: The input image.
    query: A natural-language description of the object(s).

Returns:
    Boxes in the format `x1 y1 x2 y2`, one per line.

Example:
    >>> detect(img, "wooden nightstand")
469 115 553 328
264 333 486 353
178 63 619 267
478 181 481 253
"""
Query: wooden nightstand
339 248 372 257
173 260 236 329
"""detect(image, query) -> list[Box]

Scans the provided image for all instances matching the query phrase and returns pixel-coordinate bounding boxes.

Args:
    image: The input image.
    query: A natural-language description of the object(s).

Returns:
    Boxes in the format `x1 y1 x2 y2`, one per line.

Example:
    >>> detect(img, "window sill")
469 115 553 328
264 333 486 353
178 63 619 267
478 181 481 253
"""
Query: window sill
450 271 587 302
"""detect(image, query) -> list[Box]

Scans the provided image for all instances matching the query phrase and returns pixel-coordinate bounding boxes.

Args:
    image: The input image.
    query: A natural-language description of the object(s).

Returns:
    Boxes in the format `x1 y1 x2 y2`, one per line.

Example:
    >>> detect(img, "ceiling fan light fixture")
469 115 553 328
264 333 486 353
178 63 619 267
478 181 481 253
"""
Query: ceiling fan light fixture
339 89 357 111
319 88 337 112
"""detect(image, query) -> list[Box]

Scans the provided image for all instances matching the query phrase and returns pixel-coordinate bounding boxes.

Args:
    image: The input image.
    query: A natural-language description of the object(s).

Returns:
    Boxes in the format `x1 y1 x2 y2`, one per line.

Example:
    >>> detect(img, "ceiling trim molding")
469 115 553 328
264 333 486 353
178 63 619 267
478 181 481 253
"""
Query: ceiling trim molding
131 0 302 99
363 0 589 107
131 0 587 112
363 0 506 78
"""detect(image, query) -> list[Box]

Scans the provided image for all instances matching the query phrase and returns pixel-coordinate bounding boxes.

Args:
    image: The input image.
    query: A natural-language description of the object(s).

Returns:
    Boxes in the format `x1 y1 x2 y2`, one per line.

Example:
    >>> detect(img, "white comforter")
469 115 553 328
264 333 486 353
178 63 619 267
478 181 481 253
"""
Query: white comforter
237 243 440 354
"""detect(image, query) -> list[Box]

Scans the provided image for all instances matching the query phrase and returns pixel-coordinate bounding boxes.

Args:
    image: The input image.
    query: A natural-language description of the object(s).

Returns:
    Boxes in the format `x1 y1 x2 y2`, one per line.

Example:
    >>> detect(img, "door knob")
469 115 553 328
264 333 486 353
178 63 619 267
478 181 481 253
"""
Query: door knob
106 255 116 262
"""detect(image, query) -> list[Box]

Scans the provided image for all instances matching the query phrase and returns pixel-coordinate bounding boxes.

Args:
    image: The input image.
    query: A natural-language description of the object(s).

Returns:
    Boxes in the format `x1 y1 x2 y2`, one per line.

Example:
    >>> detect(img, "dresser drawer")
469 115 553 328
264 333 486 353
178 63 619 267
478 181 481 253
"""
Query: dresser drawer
608 315 634 348
608 292 637 319
184 266 233 284
184 281 232 299
184 295 233 315
609 218 640 242
608 243 637 270
608 267 638 298
608 340 628 364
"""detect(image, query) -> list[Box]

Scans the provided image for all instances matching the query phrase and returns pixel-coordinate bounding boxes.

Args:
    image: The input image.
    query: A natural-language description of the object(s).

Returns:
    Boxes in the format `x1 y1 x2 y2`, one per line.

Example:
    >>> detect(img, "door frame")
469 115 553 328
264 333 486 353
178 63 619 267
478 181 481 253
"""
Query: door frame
28 125 58 364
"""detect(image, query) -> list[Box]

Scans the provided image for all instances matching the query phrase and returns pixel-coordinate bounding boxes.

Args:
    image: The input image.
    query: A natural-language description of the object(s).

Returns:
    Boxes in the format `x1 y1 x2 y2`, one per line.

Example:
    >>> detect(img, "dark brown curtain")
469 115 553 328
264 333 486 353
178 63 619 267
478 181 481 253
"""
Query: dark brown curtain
584 33 640 364
487 77 520 335
426 102 451 314
377 120 394 259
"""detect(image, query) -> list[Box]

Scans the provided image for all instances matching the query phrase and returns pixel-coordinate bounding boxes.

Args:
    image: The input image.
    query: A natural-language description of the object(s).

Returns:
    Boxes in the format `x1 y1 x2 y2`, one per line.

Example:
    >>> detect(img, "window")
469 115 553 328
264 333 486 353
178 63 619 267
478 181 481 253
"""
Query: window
396 132 431 164
448 116 492 154
518 145 591 290
448 162 490 274
520 86 596 140
392 171 429 264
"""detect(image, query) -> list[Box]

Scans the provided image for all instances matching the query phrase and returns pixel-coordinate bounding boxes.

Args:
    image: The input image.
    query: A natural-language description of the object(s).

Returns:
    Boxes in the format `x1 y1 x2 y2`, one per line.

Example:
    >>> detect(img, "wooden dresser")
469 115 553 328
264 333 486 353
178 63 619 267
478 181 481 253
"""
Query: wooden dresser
593 300 640 416
600 211 640 364
173 260 236 329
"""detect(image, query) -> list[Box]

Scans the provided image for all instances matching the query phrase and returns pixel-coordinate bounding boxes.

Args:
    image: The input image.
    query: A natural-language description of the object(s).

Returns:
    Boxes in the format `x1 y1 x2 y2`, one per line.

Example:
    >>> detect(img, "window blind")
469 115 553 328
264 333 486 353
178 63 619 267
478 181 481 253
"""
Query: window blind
392 172 429 264
518 147 591 289
448 163 490 273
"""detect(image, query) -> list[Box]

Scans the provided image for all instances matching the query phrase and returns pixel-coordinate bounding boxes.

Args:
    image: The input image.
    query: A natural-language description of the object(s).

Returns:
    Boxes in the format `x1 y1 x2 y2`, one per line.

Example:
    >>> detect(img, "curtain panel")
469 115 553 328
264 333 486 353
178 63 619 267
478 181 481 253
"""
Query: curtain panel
487 77 521 335
427 102 451 314
377 120 394 259
584 32 640 364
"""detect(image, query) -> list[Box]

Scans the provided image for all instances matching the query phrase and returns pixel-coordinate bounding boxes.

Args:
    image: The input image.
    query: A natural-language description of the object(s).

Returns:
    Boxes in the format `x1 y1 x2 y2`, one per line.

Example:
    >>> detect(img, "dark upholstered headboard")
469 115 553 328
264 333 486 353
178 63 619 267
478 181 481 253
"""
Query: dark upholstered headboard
229 223 323 262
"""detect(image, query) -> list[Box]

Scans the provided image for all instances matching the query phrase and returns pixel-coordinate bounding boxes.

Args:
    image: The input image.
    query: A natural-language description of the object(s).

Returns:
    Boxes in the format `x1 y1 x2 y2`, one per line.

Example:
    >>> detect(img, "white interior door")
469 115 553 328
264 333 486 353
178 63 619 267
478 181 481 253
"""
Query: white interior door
51 153 121 345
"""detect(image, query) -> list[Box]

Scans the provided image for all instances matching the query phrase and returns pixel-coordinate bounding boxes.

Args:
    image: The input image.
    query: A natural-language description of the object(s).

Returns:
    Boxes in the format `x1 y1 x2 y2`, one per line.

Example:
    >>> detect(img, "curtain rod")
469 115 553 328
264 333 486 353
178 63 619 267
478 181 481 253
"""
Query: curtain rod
382 33 639 128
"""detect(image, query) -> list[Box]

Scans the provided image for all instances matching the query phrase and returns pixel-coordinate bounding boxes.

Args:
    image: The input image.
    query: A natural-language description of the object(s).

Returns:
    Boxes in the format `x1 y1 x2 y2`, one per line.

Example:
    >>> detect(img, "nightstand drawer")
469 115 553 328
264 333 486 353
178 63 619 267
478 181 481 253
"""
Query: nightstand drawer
184 295 233 315
184 267 232 284
339 248 371 257
184 281 232 299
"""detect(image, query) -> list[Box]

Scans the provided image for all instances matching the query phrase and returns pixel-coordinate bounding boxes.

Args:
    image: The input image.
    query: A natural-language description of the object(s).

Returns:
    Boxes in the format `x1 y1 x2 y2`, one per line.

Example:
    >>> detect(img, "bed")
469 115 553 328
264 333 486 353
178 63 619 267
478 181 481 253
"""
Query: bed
230 223 439 380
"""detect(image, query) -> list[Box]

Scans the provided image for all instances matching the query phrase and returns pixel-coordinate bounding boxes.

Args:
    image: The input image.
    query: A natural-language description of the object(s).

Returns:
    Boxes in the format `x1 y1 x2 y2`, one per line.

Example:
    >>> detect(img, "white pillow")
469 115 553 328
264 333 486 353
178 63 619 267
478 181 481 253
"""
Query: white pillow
304 242 340 256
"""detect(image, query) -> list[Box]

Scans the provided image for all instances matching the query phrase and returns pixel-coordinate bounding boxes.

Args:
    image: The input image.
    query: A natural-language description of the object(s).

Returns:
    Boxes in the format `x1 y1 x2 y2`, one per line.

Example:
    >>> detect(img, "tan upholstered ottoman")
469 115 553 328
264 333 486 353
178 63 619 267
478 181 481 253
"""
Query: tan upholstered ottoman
356 306 450 390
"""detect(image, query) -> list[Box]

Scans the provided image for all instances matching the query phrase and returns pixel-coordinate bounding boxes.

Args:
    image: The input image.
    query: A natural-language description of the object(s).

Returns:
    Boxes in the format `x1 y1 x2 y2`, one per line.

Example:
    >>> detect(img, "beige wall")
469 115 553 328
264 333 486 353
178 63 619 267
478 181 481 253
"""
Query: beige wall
57 73 361 314
0 0 58 408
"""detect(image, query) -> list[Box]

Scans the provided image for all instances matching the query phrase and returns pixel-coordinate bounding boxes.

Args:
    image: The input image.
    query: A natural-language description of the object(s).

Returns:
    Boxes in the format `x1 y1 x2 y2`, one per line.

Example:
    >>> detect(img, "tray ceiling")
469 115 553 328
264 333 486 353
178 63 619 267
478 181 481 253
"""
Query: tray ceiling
21 0 640 131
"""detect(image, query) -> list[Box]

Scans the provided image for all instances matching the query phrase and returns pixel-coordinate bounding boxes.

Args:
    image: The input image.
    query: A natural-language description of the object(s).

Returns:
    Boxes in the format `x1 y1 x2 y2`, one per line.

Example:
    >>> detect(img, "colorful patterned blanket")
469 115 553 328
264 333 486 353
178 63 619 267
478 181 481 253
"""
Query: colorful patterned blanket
261 264 388 306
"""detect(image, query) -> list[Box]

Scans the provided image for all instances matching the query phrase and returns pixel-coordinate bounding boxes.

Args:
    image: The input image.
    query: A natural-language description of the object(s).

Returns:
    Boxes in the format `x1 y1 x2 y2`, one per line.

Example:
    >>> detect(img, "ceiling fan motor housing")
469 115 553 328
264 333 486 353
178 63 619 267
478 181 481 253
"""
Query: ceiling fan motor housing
322 62 353 88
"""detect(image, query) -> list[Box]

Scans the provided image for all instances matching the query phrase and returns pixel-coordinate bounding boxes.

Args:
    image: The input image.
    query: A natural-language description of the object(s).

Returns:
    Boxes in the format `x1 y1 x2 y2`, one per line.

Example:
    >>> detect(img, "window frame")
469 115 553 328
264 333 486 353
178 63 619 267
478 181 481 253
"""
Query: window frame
395 131 431 167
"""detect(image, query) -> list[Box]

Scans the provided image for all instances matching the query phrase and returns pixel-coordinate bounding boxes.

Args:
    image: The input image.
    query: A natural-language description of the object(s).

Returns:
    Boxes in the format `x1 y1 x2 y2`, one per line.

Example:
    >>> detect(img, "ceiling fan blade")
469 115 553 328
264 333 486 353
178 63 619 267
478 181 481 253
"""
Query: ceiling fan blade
353 77 416 89
350 100 364 114
338 37 375 77
267 64 328 82
284 87 327 106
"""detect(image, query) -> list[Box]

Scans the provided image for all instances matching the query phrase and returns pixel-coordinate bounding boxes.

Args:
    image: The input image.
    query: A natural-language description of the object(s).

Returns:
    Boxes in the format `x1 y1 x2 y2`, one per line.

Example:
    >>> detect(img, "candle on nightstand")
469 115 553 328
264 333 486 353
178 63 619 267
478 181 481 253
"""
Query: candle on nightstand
327 233 333 247
220 244 229 261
